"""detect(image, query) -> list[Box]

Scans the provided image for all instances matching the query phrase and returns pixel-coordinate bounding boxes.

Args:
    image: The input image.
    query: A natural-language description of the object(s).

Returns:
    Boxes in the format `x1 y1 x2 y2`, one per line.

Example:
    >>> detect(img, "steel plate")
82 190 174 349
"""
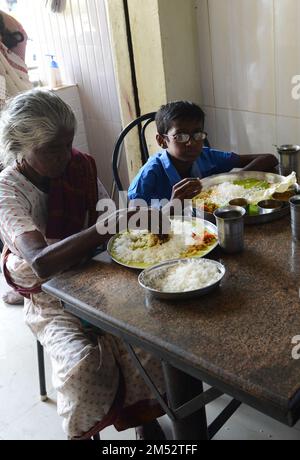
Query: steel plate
138 258 226 300
195 171 295 225
107 218 218 270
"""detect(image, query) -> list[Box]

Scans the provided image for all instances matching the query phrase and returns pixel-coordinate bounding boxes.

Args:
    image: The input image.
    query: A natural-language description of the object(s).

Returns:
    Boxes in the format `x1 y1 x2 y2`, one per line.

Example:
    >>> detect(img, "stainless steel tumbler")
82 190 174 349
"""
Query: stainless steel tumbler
289 196 300 241
214 206 246 253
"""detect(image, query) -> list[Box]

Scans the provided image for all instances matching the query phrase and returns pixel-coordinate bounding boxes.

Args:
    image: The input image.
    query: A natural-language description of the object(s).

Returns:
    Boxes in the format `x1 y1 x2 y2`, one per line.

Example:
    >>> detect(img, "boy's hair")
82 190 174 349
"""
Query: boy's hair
155 101 205 135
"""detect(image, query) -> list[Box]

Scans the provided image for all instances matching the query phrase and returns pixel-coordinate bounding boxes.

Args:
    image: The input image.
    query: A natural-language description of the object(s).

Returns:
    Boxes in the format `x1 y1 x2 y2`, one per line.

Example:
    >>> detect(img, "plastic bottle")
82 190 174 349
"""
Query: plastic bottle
46 54 62 89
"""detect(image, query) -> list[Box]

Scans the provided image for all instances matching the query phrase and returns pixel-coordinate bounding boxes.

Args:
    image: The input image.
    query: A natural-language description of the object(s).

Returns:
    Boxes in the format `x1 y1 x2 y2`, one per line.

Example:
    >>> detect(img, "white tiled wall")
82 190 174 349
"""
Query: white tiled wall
16 0 123 194
196 0 300 156
54 85 89 153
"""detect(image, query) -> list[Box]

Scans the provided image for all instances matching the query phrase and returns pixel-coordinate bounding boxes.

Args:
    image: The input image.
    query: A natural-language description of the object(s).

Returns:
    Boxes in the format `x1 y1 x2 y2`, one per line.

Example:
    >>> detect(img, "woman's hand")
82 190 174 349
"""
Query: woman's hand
170 178 202 202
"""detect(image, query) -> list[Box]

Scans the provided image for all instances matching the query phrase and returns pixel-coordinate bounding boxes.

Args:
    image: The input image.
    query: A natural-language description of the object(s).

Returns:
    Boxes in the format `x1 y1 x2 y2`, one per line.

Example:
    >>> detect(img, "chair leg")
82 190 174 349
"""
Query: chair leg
92 432 101 440
37 340 48 401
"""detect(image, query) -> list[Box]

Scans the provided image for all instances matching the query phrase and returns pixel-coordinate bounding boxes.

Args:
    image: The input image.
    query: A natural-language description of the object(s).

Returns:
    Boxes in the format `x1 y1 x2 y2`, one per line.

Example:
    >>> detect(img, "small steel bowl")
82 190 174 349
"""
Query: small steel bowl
228 198 248 210
138 258 225 301
272 190 296 201
213 205 246 220
257 199 283 214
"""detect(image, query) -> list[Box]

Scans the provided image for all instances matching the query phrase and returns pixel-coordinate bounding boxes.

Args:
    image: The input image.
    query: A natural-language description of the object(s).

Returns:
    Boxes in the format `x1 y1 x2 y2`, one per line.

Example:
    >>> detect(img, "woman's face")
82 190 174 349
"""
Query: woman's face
27 128 74 178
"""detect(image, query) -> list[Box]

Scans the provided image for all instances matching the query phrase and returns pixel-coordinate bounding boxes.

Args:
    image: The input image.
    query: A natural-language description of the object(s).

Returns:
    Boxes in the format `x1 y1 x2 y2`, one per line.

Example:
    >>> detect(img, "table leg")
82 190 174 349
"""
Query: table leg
162 362 208 440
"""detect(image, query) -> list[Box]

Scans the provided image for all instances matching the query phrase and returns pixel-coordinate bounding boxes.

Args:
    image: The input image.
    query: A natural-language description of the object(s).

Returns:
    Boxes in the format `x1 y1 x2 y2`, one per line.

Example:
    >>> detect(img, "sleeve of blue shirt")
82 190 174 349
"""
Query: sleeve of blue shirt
208 148 240 173
128 167 158 206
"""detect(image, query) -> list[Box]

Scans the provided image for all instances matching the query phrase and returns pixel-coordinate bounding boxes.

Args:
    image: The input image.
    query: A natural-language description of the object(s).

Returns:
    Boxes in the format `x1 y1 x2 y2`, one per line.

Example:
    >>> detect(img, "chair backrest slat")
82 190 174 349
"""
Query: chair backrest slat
141 117 155 164
112 112 156 192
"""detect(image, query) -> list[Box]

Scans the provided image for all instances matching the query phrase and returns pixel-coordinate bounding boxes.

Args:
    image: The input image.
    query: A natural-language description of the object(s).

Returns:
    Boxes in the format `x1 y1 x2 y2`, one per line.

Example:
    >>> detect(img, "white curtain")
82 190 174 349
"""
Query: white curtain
45 0 66 13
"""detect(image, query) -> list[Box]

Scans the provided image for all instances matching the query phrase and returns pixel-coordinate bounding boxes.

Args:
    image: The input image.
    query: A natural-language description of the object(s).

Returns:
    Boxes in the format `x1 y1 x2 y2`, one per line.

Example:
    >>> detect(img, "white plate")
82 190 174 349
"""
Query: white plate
107 218 218 270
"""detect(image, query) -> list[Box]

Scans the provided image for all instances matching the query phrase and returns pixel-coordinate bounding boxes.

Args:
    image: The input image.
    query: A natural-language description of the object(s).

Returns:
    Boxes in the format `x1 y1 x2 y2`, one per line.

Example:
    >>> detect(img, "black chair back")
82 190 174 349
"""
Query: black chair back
112 112 156 192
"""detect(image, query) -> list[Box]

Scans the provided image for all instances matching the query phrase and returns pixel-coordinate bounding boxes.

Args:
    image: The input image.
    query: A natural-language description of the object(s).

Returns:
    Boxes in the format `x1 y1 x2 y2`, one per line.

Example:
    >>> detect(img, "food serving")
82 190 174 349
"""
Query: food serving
138 258 225 300
108 218 218 269
145 258 222 292
193 172 297 213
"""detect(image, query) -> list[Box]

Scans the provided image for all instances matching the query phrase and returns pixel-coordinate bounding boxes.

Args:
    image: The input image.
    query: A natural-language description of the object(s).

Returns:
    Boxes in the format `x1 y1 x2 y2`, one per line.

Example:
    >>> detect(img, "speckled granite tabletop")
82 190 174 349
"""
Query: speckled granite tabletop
43 216 300 425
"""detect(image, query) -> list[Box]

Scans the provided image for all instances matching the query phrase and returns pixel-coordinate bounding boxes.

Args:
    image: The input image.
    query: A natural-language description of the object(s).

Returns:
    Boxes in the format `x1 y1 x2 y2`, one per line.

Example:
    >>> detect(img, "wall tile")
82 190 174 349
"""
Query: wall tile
215 108 276 154
274 0 300 117
196 0 215 106
202 106 217 147
276 116 300 147
209 0 275 114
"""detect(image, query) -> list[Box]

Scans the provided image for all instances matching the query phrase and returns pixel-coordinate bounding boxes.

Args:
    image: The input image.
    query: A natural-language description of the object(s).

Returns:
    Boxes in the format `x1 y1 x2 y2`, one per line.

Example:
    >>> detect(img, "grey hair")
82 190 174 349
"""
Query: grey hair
0 89 77 167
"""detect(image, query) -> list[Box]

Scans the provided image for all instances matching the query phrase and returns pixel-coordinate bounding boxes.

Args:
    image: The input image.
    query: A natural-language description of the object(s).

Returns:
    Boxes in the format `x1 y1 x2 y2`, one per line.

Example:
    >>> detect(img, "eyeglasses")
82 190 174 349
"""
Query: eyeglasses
163 131 207 144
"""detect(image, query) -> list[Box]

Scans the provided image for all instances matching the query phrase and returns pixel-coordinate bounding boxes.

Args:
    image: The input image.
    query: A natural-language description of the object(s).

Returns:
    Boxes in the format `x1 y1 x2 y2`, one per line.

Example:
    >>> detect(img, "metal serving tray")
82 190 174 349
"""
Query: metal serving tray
195 171 295 225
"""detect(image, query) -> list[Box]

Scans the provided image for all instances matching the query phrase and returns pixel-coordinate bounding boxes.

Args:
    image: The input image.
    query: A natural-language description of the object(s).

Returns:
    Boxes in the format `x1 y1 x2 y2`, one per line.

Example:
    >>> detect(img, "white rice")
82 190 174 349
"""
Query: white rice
150 259 221 292
202 181 273 206
112 220 210 265
209 183 246 206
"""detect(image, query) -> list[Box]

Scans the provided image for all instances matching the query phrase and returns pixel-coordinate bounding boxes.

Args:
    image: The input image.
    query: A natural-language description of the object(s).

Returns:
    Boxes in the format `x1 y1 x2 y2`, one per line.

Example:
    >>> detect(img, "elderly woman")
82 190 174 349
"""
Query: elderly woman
0 89 165 440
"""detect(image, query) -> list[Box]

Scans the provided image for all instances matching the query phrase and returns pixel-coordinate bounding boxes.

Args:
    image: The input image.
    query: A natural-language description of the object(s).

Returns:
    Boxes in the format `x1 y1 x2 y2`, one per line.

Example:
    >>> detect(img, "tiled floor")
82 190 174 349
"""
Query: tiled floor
0 273 300 440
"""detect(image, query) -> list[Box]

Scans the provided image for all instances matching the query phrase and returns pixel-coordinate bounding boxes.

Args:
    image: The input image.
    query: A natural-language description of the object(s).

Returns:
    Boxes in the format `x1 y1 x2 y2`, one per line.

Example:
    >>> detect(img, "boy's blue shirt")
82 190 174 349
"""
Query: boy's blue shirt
128 147 240 204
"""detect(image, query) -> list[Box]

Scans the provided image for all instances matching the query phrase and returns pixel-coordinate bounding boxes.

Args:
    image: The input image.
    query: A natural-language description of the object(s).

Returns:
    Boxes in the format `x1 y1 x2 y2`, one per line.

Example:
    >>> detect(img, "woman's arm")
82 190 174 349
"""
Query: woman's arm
15 225 109 280
14 208 164 280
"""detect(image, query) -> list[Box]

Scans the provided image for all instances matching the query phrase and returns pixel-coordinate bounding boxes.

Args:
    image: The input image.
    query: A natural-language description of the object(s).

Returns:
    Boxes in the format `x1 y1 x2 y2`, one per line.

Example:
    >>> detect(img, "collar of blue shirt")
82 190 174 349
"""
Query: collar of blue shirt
160 150 203 186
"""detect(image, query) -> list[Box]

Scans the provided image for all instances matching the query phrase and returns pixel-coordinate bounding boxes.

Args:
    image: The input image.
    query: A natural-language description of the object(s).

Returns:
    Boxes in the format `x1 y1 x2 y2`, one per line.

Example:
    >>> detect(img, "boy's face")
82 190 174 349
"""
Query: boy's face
156 118 205 163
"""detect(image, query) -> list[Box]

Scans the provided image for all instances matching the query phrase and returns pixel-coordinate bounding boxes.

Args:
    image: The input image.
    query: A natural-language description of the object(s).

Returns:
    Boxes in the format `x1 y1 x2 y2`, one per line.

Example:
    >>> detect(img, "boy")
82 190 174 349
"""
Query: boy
128 101 278 205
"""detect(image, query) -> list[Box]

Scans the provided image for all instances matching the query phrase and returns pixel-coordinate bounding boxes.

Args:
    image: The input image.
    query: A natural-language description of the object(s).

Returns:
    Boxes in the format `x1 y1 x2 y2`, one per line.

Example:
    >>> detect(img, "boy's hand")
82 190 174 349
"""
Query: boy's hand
171 178 202 202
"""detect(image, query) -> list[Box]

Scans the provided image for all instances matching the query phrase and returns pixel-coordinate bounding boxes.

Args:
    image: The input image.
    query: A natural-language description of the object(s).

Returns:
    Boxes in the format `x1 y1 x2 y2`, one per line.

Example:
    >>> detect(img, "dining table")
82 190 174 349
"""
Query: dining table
42 214 300 440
